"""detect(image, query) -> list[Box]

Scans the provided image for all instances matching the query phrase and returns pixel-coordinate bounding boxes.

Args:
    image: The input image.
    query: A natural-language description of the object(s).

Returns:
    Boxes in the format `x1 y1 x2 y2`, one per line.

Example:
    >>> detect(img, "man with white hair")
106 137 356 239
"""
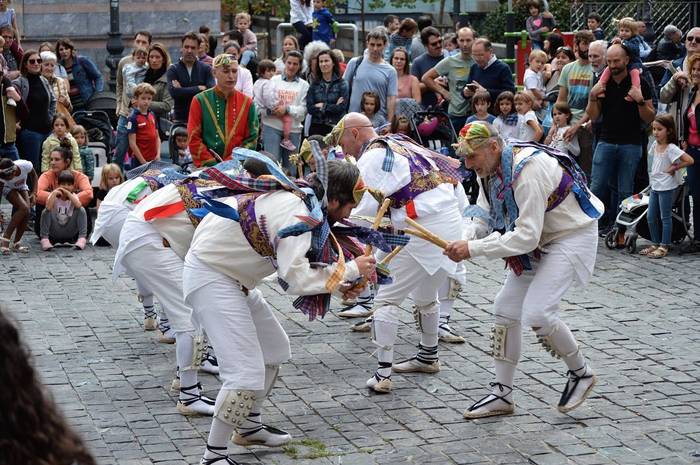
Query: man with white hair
657 25 685 61
588 40 607 79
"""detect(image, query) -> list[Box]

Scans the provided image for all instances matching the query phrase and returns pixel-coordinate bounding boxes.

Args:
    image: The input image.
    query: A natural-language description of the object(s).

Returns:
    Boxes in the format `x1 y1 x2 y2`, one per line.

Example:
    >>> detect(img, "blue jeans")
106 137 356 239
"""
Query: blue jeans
262 125 301 174
17 129 50 174
590 141 642 228
114 115 130 171
240 50 256 66
647 189 674 245
0 142 19 160
686 145 700 238
292 21 313 49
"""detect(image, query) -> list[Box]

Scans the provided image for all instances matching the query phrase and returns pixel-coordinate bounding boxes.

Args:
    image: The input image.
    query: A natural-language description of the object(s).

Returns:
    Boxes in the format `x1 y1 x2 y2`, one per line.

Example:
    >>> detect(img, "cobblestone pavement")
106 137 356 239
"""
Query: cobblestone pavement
1 232 699 465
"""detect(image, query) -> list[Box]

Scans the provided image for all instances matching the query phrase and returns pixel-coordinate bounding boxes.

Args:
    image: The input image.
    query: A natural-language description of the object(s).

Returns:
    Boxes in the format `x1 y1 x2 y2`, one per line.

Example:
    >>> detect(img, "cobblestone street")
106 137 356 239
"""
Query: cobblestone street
2 235 699 465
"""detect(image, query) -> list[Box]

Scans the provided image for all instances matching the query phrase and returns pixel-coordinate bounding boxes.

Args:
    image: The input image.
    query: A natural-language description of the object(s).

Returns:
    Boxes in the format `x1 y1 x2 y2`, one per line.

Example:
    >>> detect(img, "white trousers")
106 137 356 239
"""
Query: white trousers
184 260 291 391
494 223 598 328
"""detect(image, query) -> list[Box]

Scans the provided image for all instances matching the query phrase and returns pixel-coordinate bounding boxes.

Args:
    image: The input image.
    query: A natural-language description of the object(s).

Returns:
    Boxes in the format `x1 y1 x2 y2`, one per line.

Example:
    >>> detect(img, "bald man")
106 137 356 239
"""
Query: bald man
327 112 464 393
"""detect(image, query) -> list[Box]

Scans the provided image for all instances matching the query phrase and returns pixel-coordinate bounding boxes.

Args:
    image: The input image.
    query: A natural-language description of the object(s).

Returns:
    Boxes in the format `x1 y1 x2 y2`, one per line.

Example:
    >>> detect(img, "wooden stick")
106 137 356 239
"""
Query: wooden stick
364 198 392 256
405 218 449 248
379 246 403 266
297 161 304 178
404 228 449 249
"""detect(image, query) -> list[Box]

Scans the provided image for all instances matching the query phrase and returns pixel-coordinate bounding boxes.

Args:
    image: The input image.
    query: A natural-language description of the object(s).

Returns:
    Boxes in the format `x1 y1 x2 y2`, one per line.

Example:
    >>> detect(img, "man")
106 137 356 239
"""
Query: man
586 44 655 238
423 27 476 132
557 30 595 176
464 38 515 107
185 160 376 464
656 25 685 61
114 31 152 170
188 54 259 167
587 40 607 151
168 31 216 124
222 41 253 97
328 112 463 393
0 25 21 80
445 121 604 419
410 15 434 60
411 26 446 109
344 28 397 124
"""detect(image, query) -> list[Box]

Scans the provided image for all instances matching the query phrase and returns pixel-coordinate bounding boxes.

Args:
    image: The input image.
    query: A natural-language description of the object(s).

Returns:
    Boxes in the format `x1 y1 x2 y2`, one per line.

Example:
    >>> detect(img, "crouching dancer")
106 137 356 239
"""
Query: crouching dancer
445 122 603 418
184 159 376 464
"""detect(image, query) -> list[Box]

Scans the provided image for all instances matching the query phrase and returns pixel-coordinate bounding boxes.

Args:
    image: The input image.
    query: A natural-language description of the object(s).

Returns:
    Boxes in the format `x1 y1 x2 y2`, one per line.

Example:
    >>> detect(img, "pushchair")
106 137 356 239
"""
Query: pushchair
604 184 692 253
85 91 118 128
73 110 114 167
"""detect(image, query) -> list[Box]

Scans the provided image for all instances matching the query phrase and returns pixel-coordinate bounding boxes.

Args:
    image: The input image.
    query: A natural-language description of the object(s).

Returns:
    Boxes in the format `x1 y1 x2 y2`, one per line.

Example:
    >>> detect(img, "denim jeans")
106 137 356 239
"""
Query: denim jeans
17 129 50 174
686 145 700 239
647 189 674 245
262 124 301 174
292 21 313 49
0 142 19 160
240 50 256 66
114 115 130 170
590 141 642 228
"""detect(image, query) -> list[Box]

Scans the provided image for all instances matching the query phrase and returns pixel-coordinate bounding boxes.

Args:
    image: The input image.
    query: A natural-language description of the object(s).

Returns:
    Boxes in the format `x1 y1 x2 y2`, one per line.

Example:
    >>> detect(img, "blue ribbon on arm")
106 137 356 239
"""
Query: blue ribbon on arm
233 148 303 194
192 193 240 222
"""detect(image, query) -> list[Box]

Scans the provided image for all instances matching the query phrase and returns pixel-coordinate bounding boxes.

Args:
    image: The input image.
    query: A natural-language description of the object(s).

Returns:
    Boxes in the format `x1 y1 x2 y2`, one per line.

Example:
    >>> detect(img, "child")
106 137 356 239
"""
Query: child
544 102 580 157
514 91 543 142
641 115 695 258
0 0 19 47
123 47 148 99
598 17 643 102
587 12 605 40
525 0 551 51
236 13 257 67
466 91 496 124
0 158 36 253
391 115 413 137
70 125 95 182
172 127 192 166
492 91 519 142
126 83 160 167
41 115 82 173
312 0 337 47
95 163 123 210
361 91 387 131
524 49 548 112
253 59 296 151
40 170 88 251
443 33 458 56
385 18 418 60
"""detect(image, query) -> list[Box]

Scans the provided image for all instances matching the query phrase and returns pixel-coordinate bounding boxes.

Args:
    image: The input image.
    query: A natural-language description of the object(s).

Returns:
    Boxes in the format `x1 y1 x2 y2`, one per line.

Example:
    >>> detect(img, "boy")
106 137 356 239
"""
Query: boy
235 12 257 67
172 126 192 166
123 47 148 99
253 59 296 151
312 0 337 46
466 91 496 124
587 12 605 40
126 83 160 167
40 170 88 251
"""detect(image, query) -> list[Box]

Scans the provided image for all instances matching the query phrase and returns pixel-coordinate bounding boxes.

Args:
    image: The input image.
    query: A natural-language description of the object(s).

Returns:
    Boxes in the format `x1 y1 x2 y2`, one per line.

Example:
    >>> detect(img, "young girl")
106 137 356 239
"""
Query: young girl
544 102 580 157
466 91 496 124
641 115 694 258
95 163 123 210
41 115 82 173
492 91 518 141
391 115 412 137
443 33 458 56
70 125 95 182
0 0 20 47
361 91 387 131
236 12 257 67
514 91 543 142
0 158 37 253
123 47 148 98
598 17 644 101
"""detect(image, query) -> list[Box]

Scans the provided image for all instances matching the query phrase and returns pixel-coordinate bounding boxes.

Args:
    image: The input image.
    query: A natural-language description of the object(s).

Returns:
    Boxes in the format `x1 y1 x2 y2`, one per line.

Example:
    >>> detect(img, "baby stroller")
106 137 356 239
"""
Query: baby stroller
85 91 118 128
72 110 114 167
604 184 692 253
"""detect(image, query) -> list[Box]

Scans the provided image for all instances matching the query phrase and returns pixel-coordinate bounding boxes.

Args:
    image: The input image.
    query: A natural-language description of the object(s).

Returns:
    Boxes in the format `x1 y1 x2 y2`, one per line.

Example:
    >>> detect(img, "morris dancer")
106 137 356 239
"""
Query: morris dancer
182 158 378 464
326 112 464 393
445 122 603 418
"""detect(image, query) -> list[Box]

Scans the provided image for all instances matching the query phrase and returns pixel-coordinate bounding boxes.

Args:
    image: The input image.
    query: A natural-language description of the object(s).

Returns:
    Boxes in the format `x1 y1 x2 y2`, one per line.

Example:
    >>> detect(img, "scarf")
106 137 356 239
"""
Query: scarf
144 66 166 84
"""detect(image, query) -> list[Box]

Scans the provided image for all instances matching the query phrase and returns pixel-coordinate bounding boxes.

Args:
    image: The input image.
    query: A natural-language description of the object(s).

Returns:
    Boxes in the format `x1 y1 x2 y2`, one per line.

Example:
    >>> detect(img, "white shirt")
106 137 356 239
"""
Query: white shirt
523 68 545 95
236 66 254 97
289 0 313 25
517 110 538 141
649 141 684 191
493 115 519 142
0 160 33 192
549 126 580 157
261 75 309 133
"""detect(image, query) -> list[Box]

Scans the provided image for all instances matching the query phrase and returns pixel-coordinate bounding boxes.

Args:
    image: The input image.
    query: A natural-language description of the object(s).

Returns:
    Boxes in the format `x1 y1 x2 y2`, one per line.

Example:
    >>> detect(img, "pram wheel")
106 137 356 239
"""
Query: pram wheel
625 233 638 254
604 230 617 249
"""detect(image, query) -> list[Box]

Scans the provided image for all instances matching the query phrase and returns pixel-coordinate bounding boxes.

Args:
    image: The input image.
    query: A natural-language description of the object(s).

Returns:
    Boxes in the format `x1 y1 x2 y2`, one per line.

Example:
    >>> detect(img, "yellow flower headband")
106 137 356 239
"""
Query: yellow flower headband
453 121 496 156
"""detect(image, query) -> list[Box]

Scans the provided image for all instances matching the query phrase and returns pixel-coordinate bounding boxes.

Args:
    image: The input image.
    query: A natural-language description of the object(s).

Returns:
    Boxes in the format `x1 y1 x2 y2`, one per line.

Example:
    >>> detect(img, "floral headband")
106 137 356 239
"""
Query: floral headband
453 121 495 156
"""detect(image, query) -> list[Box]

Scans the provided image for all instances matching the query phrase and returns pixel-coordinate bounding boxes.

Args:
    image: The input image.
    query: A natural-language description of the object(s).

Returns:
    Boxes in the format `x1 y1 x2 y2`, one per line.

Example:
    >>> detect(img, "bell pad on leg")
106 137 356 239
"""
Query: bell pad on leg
215 390 256 428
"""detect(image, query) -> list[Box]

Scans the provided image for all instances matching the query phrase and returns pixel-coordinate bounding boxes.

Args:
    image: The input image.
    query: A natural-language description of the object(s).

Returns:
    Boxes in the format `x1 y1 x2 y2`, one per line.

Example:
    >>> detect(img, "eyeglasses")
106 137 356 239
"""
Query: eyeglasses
687 36 700 43
28 59 42 65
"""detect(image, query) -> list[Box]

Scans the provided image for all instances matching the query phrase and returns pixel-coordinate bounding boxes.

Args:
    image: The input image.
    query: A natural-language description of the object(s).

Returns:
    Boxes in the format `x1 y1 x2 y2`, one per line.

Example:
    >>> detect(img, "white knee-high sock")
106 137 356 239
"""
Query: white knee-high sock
372 319 398 378
535 320 588 374
492 316 522 397
417 304 439 348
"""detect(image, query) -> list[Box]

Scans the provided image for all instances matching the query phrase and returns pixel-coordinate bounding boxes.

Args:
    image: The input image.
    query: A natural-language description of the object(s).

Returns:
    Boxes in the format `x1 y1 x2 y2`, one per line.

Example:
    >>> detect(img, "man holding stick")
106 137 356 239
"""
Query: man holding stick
326 112 464 393
444 122 604 418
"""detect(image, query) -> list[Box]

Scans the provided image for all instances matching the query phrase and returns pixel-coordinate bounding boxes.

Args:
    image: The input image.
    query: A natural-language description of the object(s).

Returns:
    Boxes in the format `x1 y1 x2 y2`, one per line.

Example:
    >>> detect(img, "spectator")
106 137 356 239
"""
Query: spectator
123 47 148 99
40 169 88 250
275 35 300 74
411 15 434 59
199 24 218 57
656 25 685 61
391 47 421 117
290 0 313 50
143 43 173 120
197 33 213 66
56 38 104 111
0 0 19 47
127 83 160 167
0 158 36 253
391 114 412 136
524 49 549 113
361 91 387 130
0 68 20 160
344 28 397 125
544 102 580 157
170 127 191 166
0 310 97 465
41 114 81 173
306 49 348 136
598 18 643 102
303 40 330 82
95 163 123 209
545 45 574 95
40 51 72 124
543 32 564 63
0 25 21 80
557 31 595 174
514 91 543 141
70 125 95 182
493 90 518 141
526 0 552 50
465 38 515 108
253 58 295 151
659 27 700 130
332 48 346 74
222 42 254 97
383 15 400 35
411 27 446 109
587 12 605 41
14 50 56 175
586 44 655 239
423 27 476 132
167 31 215 124
661 53 700 250
236 13 257 67
312 0 336 46
39 41 67 78
443 32 458 56
588 40 607 80
385 18 418 61
465 90 495 124
261 50 308 171
637 22 653 60
114 31 152 170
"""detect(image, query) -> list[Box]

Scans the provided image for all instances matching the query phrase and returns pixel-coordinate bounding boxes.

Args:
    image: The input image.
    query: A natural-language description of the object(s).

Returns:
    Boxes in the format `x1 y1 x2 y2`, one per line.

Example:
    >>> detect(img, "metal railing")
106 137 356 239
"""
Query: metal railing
276 23 360 57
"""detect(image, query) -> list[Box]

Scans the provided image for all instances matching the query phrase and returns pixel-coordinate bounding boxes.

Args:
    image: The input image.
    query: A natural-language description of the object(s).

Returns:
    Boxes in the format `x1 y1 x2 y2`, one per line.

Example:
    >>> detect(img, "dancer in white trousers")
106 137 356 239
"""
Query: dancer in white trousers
444 122 604 418
326 113 464 393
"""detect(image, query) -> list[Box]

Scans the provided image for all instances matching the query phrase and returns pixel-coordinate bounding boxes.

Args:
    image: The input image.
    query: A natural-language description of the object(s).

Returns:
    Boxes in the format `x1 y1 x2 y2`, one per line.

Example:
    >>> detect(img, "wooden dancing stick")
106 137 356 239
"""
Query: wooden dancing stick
297 161 304 178
364 198 393 256
404 218 449 249
379 245 404 266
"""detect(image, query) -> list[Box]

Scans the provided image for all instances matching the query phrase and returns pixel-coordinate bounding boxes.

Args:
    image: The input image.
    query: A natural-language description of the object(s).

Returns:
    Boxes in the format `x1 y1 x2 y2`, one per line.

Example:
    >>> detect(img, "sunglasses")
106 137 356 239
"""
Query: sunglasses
28 58 42 65
687 36 700 43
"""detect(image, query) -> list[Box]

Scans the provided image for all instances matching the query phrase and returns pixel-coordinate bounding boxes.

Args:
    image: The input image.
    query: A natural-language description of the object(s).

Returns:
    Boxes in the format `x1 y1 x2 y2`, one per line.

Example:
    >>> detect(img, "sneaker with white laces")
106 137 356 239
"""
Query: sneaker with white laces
233 424 292 447
463 383 515 419
176 383 215 416
557 369 597 413
392 357 440 373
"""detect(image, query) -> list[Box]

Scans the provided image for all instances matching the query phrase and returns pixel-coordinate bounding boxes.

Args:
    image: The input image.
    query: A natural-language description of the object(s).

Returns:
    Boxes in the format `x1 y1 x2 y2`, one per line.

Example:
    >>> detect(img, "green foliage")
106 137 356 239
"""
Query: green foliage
368 0 438 12
481 0 572 43
222 0 291 18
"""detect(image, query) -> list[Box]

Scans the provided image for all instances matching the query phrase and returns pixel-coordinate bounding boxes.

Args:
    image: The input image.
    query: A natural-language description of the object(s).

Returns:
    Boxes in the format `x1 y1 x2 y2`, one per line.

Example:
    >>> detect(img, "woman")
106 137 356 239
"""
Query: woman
13 50 56 175
390 47 421 126
261 50 308 172
306 49 348 136
544 46 575 95
40 50 73 125
144 43 173 120
302 40 330 83
36 144 93 245
289 0 313 50
543 32 565 63
39 41 67 78
274 35 300 74
661 53 700 249
56 38 104 111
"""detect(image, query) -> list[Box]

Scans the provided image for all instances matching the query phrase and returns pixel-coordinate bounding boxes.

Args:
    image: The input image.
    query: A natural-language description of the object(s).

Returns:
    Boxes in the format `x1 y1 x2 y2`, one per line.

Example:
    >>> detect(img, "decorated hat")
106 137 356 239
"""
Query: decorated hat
453 121 497 156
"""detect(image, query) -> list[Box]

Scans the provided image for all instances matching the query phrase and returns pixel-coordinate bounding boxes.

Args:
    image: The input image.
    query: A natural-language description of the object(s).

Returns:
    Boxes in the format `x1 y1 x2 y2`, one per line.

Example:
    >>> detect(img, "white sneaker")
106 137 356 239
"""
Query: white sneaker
392 357 440 373
463 383 515 419
557 370 597 413
233 425 292 447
